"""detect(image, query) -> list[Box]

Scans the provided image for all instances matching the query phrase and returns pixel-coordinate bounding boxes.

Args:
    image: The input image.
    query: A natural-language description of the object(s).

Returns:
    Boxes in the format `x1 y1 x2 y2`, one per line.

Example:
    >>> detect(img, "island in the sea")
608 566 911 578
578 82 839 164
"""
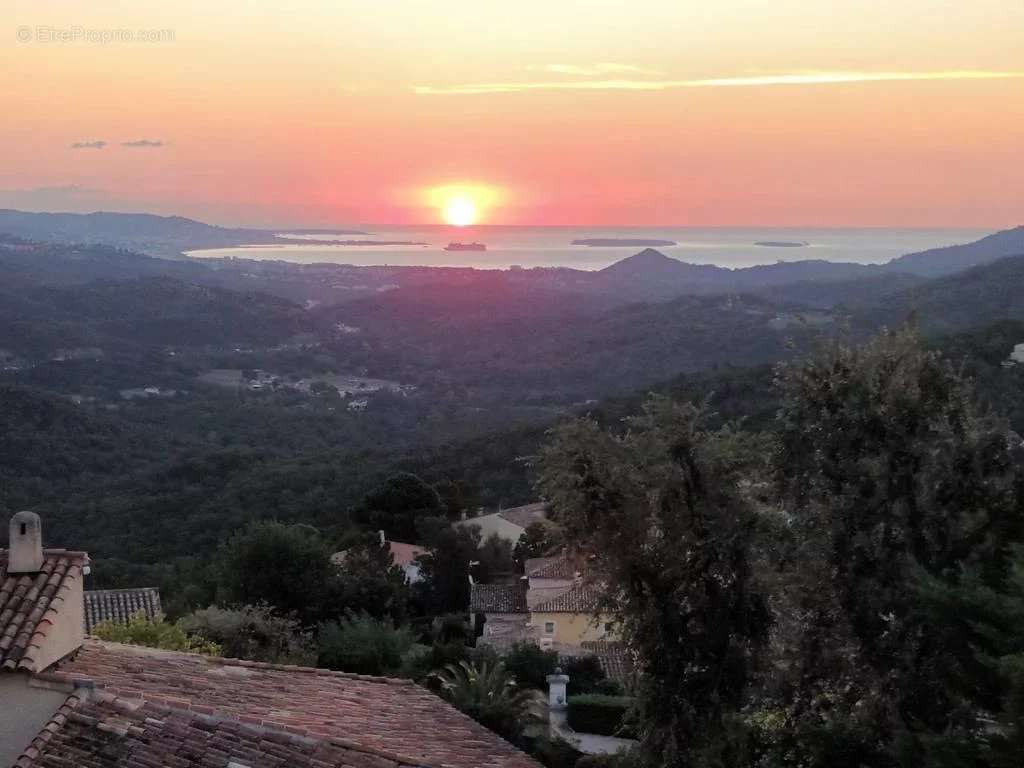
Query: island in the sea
754 240 809 248
572 238 678 247
444 242 487 251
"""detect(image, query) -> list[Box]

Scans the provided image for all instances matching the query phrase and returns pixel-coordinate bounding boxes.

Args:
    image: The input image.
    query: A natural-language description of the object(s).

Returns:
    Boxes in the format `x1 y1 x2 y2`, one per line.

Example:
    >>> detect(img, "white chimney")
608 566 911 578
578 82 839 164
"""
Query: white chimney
8 510 44 574
378 529 387 547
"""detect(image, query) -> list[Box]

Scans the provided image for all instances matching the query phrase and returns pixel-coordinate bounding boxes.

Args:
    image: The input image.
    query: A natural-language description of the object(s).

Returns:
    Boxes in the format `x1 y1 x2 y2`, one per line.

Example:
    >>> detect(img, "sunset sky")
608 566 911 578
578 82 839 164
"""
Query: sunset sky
2 0 1023 227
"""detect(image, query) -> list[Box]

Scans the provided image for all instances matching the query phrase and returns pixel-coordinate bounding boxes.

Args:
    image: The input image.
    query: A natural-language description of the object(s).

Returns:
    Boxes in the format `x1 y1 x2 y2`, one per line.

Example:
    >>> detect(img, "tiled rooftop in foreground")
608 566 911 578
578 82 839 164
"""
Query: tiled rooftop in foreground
1 511 542 768
34 640 539 768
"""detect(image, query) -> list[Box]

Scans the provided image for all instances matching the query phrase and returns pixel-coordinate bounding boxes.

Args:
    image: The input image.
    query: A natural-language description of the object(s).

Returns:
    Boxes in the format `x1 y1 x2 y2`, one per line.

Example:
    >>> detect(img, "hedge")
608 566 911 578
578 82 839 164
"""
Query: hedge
567 694 636 737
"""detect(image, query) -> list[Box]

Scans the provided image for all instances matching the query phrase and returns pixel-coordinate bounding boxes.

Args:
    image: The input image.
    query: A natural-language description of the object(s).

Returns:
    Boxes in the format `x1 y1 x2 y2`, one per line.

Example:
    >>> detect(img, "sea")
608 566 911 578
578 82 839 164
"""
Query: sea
186 226 991 271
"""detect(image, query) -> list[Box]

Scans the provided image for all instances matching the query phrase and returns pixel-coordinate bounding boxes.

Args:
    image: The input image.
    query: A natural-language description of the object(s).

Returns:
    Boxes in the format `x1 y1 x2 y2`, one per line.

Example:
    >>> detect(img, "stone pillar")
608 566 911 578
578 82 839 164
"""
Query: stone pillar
547 669 570 711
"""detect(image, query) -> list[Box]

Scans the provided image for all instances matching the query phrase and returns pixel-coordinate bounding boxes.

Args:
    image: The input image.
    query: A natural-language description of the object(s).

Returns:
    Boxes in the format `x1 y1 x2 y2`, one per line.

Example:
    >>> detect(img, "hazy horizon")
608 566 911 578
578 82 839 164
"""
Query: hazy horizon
3 1 1023 228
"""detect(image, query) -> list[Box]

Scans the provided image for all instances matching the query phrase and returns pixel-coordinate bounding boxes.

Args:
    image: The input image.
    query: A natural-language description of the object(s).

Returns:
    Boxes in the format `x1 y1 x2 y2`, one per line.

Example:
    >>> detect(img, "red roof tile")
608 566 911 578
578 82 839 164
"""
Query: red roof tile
470 583 528 613
34 640 541 768
20 691 441 768
83 587 162 632
526 556 578 579
531 583 602 613
580 640 635 685
0 550 88 672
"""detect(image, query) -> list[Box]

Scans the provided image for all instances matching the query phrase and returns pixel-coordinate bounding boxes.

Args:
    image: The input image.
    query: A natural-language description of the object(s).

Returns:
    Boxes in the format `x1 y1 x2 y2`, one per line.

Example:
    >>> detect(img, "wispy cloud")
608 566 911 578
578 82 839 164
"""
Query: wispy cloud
70 140 107 149
413 70 1024 95
529 63 665 77
121 139 165 148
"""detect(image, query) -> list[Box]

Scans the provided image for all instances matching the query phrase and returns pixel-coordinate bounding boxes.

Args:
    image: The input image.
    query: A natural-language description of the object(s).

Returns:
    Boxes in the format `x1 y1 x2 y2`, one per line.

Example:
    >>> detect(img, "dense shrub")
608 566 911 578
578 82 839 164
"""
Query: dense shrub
431 659 542 742
92 612 221 655
400 639 471 681
316 613 415 675
567 694 636 738
561 655 609 695
526 735 584 768
178 604 313 664
502 642 559 690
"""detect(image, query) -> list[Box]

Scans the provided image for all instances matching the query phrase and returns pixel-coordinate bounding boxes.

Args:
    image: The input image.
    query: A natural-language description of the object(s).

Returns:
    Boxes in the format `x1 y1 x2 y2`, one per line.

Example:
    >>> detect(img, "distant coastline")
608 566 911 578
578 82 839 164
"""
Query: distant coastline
754 240 809 248
572 238 678 247
185 227 988 272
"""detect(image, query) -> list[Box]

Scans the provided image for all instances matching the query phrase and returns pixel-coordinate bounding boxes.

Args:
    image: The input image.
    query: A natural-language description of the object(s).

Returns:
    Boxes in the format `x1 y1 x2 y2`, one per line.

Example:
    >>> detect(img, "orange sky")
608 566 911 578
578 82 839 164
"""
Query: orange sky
1 0 1023 227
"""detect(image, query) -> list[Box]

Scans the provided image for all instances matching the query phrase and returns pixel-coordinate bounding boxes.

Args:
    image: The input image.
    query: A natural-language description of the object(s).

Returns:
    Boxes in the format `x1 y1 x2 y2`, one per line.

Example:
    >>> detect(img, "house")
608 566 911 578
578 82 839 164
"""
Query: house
0 511 541 768
332 530 428 584
472 551 617 656
524 554 580 608
523 553 615 652
83 587 162 633
530 583 615 653
455 502 547 545
469 582 529 651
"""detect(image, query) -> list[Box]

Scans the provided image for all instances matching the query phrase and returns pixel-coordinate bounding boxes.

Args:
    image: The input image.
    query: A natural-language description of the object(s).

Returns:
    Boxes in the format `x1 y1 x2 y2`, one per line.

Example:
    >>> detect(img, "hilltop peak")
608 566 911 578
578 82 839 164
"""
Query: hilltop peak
600 248 681 274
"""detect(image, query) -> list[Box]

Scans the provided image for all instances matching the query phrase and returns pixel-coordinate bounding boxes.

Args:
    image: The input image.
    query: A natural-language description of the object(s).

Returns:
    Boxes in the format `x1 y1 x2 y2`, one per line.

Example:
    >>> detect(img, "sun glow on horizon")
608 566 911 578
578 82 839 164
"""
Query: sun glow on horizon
426 183 504 226
444 196 477 226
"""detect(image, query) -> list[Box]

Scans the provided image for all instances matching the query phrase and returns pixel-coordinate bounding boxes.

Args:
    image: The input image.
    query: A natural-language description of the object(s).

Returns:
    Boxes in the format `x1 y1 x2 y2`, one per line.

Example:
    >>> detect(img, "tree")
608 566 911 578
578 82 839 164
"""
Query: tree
334 532 411 622
435 478 472 521
431 659 542 743
217 521 337 626
413 517 482 615
774 326 1024 762
536 396 771 765
502 642 559 691
178 604 313 664
316 613 415 676
514 521 562 562
354 472 444 541
476 532 517 581
413 519 516 616
908 547 1024 766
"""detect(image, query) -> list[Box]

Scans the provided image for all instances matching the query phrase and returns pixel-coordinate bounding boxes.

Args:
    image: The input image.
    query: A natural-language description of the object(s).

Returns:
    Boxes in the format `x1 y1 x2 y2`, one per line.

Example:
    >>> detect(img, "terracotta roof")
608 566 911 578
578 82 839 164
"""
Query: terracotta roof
83 588 162 632
32 640 540 768
331 540 427 569
580 640 635 685
18 690 445 768
387 541 428 568
0 550 88 672
470 583 528 613
14 690 87 768
496 503 547 530
526 555 578 579
531 583 602 613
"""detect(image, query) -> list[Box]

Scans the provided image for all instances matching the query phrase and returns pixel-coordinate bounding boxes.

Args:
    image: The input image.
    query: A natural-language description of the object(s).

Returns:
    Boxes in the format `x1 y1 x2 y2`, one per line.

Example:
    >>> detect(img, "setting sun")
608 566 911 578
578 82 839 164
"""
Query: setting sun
445 196 477 226
424 183 505 226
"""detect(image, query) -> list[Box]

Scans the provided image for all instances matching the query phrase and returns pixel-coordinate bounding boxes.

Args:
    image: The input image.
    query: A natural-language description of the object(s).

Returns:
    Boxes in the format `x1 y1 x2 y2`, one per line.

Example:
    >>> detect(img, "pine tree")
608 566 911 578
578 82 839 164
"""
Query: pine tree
537 397 771 765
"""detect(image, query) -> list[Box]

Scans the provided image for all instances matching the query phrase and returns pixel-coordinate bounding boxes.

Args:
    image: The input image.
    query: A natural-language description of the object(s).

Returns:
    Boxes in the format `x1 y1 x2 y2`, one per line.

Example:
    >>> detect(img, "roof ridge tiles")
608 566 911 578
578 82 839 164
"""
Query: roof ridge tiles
77 639 419 686
14 691 86 768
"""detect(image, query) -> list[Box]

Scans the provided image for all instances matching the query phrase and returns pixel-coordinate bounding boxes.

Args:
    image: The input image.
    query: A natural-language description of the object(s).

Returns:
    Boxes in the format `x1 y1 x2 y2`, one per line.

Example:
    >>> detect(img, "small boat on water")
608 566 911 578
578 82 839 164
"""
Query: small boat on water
444 242 486 251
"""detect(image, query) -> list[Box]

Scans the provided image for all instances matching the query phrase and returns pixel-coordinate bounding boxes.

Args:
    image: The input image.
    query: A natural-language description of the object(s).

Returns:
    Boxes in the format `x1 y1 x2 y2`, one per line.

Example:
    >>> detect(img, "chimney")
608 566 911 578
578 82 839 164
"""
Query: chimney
8 510 44 573
378 529 387 547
